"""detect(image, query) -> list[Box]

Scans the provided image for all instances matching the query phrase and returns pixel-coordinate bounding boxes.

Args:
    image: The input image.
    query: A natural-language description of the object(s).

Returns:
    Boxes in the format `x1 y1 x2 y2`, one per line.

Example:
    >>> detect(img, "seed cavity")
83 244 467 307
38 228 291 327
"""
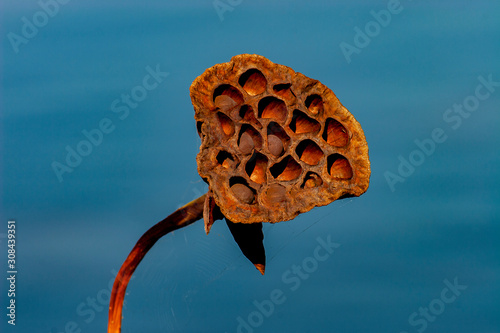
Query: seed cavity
265 184 287 204
267 122 289 157
289 110 321 134
273 83 295 101
296 140 324 166
216 150 235 169
196 121 204 137
305 94 323 115
323 118 349 147
239 69 267 96
245 152 268 184
217 112 235 137
239 105 262 129
213 84 244 108
267 135 283 157
270 156 302 181
258 97 287 123
229 177 256 204
238 124 262 155
302 172 323 188
327 154 353 179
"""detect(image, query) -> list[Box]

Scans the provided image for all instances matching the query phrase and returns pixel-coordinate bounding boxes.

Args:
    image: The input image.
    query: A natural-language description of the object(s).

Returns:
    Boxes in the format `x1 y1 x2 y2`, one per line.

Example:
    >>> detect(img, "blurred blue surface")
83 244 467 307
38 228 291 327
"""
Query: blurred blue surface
1 1 499 332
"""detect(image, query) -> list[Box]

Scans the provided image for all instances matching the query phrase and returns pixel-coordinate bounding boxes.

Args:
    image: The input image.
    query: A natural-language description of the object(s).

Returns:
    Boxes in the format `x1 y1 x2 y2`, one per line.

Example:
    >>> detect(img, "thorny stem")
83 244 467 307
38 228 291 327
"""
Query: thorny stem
108 194 206 333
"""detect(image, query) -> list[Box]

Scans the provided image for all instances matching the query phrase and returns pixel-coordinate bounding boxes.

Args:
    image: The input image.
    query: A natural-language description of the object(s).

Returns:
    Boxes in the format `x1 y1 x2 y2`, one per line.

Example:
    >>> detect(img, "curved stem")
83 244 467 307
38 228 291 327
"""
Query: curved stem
108 194 207 333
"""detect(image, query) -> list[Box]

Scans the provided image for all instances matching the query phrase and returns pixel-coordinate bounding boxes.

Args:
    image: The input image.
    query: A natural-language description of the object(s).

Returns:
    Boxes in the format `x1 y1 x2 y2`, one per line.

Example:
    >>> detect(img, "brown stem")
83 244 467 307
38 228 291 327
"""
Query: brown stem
108 194 207 333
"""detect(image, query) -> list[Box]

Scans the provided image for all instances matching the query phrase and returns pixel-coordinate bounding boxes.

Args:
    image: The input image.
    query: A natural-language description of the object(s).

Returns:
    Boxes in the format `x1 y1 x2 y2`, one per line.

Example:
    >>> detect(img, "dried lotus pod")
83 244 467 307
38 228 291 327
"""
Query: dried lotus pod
108 54 371 333
191 54 370 225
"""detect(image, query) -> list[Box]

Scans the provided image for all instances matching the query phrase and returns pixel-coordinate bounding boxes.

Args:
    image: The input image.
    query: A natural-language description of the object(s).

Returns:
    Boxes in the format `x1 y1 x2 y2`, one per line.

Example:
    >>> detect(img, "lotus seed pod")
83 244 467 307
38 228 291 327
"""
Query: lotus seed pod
190 54 370 224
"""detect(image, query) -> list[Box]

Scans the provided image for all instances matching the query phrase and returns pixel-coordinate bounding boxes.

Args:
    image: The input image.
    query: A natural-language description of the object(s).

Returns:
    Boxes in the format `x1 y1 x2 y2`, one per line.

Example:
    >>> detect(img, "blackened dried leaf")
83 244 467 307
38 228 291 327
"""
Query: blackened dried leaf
226 219 266 275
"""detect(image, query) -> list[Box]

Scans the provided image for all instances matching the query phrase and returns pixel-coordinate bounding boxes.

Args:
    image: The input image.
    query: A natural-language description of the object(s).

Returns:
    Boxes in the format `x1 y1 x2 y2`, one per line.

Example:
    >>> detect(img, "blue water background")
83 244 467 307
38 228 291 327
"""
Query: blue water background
1 1 499 332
